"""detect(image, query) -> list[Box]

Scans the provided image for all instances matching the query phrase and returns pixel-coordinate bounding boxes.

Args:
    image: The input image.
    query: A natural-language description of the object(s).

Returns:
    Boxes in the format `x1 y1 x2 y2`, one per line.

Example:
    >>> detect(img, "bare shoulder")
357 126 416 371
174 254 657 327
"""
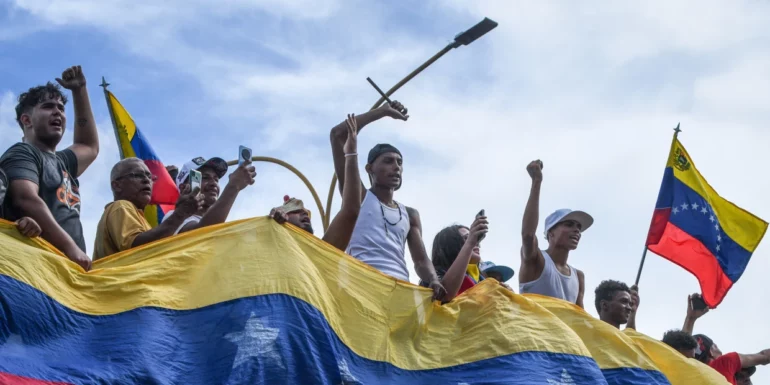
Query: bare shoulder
405 206 422 235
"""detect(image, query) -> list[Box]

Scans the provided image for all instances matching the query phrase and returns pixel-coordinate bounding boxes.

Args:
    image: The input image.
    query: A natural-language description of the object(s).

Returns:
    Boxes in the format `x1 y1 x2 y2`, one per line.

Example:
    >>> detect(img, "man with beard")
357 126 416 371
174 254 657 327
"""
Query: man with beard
328 103 445 301
164 157 256 234
594 280 639 330
1 66 99 270
519 160 591 307
93 158 202 260
270 113 361 253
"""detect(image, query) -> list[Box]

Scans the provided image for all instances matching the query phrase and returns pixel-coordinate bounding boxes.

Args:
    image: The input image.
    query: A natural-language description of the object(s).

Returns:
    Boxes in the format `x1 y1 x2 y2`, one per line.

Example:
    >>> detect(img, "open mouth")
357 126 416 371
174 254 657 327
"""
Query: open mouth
50 118 63 129
569 234 580 242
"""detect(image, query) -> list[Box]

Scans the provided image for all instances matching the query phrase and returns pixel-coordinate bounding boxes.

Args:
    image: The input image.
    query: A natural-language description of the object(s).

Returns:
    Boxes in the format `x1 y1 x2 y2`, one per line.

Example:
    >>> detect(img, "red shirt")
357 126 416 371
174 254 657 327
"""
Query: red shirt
709 352 741 385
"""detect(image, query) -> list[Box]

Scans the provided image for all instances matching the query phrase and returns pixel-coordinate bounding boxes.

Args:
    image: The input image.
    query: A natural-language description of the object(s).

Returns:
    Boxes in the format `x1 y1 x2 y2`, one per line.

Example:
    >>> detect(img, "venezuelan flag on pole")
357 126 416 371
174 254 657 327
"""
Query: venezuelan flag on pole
0 218 729 384
103 85 178 227
646 135 768 307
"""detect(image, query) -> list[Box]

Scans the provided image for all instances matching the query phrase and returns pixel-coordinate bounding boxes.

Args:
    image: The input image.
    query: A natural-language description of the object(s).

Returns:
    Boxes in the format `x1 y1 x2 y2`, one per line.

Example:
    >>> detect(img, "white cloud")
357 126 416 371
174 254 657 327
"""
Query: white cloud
3 0 770 381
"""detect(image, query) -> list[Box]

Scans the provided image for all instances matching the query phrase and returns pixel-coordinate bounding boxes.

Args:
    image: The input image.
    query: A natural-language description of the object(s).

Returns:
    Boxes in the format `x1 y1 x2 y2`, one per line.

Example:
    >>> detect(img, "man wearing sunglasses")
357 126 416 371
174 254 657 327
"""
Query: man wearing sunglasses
92 157 202 260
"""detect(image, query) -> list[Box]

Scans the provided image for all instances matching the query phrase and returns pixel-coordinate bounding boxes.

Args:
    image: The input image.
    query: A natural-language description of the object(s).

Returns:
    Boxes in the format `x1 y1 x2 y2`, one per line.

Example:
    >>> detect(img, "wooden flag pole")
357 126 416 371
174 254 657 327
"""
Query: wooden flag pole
634 123 681 286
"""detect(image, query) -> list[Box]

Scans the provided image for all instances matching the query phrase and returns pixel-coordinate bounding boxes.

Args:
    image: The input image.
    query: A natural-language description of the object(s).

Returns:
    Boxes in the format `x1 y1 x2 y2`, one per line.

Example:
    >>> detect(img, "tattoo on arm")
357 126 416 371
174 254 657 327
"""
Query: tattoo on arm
77 118 88 128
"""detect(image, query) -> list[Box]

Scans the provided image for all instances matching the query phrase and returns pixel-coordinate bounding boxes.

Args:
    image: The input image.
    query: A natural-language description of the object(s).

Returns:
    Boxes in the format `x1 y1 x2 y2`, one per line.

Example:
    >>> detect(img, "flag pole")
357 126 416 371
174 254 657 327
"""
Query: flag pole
634 123 681 286
100 77 124 159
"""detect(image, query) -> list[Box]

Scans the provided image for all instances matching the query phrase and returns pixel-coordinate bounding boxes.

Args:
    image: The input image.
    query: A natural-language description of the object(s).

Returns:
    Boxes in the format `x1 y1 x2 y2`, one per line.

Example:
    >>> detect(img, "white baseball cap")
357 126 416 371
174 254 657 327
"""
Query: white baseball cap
175 157 228 188
544 209 594 239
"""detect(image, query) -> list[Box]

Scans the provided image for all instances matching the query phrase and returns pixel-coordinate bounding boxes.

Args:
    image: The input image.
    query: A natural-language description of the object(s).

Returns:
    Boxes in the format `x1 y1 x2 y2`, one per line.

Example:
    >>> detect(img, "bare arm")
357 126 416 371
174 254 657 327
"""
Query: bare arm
131 211 187 247
324 114 362 251
576 269 585 309
329 102 408 201
739 350 770 368
135 186 202 246
407 207 439 284
407 207 446 302
177 163 256 234
8 180 90 269
57 66 99 176
520 160 545 282
682 294 709 335
441 215 488 300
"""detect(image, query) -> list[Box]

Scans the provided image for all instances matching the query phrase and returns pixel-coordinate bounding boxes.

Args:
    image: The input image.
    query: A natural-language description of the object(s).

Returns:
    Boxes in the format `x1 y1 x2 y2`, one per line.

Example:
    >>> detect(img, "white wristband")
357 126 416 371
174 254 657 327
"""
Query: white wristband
345 153 358 157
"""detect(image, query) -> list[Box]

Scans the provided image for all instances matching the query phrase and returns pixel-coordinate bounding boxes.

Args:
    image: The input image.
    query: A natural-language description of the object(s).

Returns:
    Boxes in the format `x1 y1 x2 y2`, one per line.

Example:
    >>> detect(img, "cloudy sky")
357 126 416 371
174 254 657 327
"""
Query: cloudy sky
2 0 770 380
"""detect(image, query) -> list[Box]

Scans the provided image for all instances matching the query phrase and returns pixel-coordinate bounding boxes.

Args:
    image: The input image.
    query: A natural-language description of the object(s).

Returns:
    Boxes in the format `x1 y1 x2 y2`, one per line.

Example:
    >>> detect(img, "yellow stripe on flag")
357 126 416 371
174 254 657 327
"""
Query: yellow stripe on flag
665 139 767 252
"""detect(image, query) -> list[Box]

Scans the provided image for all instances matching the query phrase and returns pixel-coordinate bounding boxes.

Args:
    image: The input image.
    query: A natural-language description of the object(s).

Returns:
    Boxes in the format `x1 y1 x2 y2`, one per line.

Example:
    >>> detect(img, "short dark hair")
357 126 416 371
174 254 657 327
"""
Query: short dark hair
15 82 68 130
662 329 698 352
594 280 630 313
431 225 469 273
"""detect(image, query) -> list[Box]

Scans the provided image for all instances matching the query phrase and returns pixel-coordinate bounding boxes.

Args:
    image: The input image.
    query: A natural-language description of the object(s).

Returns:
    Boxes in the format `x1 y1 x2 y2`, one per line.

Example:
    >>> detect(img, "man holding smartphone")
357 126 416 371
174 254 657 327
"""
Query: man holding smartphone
681 293 768 384
164 155 256 234
93 158 202 260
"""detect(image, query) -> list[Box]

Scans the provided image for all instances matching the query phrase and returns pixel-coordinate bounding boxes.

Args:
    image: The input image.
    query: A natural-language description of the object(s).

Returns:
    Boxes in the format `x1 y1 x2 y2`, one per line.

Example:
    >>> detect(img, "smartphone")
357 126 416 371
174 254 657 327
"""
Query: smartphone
190 169 202 193
691 294 708 311
476 209 486 242
239 145 252 165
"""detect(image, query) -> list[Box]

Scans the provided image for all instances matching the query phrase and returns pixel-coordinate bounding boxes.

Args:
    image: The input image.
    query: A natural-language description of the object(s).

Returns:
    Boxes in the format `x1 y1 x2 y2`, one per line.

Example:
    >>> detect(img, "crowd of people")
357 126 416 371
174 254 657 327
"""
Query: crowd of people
1 66 768 384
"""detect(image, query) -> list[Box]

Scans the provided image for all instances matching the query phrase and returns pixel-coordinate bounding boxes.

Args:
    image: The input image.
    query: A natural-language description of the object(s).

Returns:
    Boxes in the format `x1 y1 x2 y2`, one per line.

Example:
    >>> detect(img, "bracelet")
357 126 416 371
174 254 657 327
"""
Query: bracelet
345 153 358 157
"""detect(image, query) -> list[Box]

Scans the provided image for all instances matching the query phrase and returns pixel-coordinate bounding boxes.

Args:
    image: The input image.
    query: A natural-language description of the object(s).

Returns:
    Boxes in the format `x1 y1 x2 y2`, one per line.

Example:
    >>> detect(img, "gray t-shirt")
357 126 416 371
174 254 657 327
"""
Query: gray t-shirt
0 143 85 252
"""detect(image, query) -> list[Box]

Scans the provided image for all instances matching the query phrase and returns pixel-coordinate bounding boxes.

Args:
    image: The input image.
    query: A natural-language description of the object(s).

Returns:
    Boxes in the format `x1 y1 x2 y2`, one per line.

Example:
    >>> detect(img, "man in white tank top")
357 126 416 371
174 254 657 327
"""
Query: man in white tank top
519 160 593 308
330 101 446 301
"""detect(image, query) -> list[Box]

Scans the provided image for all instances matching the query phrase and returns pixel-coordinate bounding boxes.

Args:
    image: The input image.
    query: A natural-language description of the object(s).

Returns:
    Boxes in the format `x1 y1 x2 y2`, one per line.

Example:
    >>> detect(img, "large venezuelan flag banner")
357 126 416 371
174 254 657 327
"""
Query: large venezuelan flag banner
0 218 728 384
646 137 767 307
104 90 178 227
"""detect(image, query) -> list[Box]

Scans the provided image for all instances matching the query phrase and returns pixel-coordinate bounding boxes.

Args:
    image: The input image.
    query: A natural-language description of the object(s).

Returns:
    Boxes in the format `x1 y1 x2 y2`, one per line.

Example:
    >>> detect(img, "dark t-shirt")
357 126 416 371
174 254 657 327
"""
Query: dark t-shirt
0 143 85 252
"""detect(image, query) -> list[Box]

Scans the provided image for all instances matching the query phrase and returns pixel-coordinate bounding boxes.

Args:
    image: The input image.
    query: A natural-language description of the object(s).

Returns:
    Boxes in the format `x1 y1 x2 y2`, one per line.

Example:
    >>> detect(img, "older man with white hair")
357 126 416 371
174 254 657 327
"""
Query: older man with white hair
93 157 201 260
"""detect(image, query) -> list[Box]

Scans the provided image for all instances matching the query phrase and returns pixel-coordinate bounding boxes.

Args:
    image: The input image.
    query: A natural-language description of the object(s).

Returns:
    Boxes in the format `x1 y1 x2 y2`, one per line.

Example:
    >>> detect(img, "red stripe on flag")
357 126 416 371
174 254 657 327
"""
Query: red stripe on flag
646 207 671 246
647 221 733 307
144 159 178 205
0 372 71 385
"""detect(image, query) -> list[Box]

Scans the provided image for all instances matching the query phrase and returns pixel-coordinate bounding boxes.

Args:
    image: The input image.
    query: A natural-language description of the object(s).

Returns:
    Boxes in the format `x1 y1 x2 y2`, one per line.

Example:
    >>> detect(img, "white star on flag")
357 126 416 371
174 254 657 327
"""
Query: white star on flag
681 202 689 210
673 207 680 215
716 245 721 252
715 223 720 231
709 215 715 222
225 312 285 370
701 207 708 214
0 333 25 356
691 203 699 210
338 359 361 384
547 369 576 384
717 234 722 242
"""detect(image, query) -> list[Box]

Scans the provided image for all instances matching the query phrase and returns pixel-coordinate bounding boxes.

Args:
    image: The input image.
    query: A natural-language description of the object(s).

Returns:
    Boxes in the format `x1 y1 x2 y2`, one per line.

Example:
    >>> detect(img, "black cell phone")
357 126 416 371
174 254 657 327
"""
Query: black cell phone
476 209 486 242
691 294 708 311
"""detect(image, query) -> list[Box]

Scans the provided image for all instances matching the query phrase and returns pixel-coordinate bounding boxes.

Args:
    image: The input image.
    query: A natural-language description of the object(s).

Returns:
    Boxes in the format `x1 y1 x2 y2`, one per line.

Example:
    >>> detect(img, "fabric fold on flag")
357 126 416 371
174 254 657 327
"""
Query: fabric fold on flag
646 138 767 307
0 218 728 384
105 90 178 227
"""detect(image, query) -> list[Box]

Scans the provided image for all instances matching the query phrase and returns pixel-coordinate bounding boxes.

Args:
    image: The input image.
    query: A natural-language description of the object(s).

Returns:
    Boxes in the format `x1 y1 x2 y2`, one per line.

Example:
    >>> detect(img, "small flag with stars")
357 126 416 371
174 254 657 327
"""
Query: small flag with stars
645 137 768 307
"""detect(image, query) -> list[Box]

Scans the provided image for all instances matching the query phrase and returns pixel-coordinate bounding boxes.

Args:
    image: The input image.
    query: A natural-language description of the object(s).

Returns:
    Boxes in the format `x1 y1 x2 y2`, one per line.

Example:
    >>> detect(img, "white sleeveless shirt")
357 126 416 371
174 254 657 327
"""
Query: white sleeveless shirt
346 190 411 281
519 250 580 304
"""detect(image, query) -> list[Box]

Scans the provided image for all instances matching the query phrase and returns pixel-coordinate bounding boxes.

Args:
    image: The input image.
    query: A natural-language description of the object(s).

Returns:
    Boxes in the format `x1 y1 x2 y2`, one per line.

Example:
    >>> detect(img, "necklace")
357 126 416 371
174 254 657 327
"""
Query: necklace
380 201 402 236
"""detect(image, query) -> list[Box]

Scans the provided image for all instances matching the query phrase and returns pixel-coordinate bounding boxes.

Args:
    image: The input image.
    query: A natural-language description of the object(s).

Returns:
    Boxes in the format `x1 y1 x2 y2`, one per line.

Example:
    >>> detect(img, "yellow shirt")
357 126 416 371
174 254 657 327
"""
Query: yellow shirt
93 200 151 261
